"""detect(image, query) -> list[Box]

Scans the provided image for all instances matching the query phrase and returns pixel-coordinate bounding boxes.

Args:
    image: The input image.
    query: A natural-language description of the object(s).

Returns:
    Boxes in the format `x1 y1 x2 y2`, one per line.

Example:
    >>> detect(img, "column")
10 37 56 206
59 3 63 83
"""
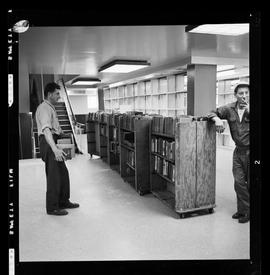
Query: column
98 88 104 111
187 64 216 116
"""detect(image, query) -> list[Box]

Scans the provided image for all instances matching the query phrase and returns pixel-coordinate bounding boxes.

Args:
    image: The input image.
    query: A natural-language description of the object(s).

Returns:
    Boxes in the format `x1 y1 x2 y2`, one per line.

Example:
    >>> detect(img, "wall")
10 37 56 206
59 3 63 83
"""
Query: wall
68 95 98 114
19 51 30 113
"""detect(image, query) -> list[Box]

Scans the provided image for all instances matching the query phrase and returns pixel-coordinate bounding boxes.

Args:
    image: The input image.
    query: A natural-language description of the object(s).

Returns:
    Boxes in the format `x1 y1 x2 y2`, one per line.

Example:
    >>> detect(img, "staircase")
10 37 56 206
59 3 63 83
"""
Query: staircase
54 101 73 134
33 119 40 158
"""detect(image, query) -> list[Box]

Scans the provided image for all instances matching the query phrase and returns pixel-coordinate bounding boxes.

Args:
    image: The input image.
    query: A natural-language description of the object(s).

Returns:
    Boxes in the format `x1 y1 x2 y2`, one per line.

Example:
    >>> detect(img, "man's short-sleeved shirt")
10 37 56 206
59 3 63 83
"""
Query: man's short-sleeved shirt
35 100 62 136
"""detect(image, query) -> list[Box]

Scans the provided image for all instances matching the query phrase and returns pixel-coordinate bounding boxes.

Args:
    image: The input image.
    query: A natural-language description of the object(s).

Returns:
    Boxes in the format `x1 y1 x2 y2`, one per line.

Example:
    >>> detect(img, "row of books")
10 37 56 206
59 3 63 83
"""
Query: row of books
127 150 135 168
87 111 113 124
100 124 107 137
120 112 150 131
151 115 209 135
153 156 175 183
120 114 136 131
122 132 135 148
152 116 181 136
111 113 122 126
151 137 175 162
113 127 119 141
110 141 120 154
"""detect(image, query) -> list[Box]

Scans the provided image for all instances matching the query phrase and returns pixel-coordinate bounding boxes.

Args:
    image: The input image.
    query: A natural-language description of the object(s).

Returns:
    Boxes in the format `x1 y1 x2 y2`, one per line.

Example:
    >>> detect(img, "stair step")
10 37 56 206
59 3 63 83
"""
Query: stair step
55 102 65 106
55 107 66 111
56 110 68 114
58 118 69 122
61 125 72 130
59 121 71 125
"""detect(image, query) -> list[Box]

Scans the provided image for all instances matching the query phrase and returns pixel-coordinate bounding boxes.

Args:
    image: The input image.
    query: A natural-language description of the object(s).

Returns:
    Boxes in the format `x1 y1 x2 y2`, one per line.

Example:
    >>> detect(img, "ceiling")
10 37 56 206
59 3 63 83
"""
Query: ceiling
19 25 249 89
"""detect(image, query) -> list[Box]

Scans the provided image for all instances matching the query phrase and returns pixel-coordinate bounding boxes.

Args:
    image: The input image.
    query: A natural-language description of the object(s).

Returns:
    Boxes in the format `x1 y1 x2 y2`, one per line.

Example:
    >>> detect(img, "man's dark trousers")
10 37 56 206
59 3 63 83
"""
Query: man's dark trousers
39 134 70 212
232 147 250 216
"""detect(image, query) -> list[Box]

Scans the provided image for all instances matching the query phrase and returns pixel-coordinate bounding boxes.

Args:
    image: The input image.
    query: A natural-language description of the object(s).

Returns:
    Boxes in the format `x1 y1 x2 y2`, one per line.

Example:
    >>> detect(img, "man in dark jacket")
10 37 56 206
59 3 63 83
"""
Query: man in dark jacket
208 82 250 223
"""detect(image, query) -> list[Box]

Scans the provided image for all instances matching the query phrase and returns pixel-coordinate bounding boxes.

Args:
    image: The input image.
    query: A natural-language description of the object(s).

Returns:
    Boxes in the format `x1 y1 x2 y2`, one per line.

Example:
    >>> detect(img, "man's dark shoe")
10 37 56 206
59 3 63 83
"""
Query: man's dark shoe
47 209 68 216
238 214 249 223
232 212 245 219
59 201 80 209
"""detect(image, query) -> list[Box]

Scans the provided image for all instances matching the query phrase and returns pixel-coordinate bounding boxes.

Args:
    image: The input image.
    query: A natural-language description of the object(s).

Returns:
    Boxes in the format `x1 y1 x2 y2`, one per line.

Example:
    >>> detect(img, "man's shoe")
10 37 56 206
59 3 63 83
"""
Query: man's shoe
59 201 80 209
238 214 249 223
47 209 68 216
232 212 245 219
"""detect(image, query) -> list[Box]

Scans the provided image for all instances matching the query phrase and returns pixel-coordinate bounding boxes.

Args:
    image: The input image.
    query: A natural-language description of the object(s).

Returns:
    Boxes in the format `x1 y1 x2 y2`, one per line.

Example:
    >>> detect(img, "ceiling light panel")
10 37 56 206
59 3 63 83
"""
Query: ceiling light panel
99 60 150 73
101 64 149 73
72 81 100 85
188 24 249 36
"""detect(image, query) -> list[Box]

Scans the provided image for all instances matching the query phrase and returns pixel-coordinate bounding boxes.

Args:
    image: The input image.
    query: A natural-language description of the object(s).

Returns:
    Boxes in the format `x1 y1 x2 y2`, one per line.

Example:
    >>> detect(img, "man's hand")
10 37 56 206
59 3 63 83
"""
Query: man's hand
53 148 67 162
239 101 249 113
212 117 225 133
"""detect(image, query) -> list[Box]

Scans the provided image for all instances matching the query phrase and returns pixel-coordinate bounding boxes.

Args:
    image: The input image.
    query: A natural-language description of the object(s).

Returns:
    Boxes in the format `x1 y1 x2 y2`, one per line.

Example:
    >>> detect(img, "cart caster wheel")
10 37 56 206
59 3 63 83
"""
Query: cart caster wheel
179 213 185 219
208 208 214 214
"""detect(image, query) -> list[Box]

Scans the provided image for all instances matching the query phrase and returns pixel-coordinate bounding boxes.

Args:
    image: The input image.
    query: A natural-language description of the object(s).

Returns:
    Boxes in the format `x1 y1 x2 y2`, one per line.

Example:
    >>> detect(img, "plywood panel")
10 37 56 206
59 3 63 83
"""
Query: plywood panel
175 121 196 211
196 121 216 207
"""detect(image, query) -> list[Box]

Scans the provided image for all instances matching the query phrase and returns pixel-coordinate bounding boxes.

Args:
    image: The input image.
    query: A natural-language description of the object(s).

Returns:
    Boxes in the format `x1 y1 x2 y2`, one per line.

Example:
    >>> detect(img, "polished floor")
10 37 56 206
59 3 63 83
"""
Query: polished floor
19 139 249 261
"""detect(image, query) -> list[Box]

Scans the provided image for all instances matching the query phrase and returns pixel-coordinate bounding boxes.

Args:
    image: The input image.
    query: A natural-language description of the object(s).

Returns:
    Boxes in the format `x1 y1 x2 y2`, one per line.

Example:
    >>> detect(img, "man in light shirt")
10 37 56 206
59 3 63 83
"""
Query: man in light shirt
36 82 79 216
208 83 250 223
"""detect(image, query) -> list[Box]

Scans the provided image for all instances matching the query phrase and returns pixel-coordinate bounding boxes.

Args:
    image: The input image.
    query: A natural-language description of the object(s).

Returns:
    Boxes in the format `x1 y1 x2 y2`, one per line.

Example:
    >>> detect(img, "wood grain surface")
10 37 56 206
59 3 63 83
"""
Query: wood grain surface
196 121 216 207
175 121 197 211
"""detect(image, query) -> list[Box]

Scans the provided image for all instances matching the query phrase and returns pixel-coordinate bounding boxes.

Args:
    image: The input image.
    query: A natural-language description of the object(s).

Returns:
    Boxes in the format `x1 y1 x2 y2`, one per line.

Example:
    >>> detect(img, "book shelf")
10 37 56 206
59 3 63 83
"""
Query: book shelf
119 114 151 195
86 112 108 160
107 113 121 173
150 116 216 218
86 113 98 157
99 116 108 162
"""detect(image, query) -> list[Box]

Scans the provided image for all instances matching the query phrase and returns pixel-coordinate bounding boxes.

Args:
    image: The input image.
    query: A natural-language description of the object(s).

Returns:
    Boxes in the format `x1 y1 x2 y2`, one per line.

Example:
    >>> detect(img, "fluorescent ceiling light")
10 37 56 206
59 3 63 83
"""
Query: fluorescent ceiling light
186 24 249 36
99 60 150 73
71 78 101 85
72 81 100 85
217 69 235 78
217 65 235 72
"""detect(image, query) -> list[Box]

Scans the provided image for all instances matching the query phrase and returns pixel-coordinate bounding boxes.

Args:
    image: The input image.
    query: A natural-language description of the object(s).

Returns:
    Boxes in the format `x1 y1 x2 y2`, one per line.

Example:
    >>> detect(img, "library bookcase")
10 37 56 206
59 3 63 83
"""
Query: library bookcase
107 113 121 173
119 114 151 195
86 113 97 157
86 112 108 160
150 116 216 218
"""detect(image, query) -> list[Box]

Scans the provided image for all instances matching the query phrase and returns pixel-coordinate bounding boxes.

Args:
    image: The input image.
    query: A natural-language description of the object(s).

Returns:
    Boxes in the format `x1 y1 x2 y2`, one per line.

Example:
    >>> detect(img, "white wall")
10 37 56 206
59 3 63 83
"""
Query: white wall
69 95 98 114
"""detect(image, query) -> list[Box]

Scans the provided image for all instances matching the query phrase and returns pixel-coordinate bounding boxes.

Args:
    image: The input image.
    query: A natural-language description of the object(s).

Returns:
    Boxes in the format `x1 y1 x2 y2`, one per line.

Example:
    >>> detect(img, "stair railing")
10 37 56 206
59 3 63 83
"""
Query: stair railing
57 78 84 153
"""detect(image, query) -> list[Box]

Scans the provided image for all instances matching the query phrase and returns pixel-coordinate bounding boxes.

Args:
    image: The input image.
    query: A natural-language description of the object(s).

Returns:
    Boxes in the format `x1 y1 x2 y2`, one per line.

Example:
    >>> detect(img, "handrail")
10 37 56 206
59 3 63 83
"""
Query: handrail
57 79 83 153
60 78 77 126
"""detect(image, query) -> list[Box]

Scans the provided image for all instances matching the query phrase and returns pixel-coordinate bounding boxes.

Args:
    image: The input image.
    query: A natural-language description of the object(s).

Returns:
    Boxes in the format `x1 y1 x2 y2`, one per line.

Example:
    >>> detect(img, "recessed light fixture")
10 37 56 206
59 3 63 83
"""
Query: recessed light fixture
99 60 150 73
71 77 101 85
12 20 30 33
185 24 249 36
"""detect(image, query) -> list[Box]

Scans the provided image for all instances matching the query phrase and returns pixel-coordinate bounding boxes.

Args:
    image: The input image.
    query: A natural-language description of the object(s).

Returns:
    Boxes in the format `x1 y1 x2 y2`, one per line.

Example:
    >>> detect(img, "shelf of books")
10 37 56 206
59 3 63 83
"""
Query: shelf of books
86 111 108 160
119 113 151 195
86 112 98 157
107 113 121 173
150 115 216 218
